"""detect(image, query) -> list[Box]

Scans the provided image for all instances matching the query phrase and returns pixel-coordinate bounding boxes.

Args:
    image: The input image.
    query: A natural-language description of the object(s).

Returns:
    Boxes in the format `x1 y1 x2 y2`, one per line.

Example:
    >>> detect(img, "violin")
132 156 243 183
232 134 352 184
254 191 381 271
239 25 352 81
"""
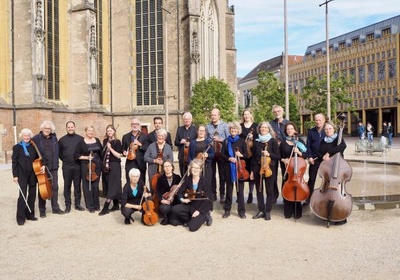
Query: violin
183 137 190 166
31 141 53 200
213 131 222 161
183 189 210 201
86 151 99 182
126 131 140 160
245 128 254 157
141 185 159 226
235 147 249 181
310 114 353 227
281 135 310 203
259 142 272 178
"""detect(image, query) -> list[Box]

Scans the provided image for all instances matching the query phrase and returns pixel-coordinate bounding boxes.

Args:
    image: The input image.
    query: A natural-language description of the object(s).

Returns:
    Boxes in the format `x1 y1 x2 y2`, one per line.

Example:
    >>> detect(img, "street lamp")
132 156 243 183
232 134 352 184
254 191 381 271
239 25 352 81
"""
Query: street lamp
319 0 334 121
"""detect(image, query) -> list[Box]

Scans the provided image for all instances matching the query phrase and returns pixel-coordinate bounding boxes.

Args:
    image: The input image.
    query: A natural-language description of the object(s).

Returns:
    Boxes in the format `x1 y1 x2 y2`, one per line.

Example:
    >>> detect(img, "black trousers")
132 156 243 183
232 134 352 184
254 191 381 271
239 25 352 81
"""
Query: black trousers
63 165 82 207
211 159 225 197
308 161 321 196
38 169 61 213
254 172 275 213
169 204 207 232
223 181 245 214
16 180 36 223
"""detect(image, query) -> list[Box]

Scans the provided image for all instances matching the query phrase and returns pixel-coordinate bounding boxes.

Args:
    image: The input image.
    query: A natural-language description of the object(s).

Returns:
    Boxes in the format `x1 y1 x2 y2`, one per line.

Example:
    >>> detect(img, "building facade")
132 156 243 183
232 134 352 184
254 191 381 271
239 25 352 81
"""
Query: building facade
0 0 237 158
288 16 400 136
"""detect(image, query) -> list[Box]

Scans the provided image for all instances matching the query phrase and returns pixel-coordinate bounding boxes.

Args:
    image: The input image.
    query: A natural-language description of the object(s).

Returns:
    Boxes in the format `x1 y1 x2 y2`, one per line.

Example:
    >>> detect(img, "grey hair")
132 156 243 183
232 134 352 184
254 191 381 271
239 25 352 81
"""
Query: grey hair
228 121 242 135
156 128 167 137
19 128 33 139
128 168 141 178
40 120 56 133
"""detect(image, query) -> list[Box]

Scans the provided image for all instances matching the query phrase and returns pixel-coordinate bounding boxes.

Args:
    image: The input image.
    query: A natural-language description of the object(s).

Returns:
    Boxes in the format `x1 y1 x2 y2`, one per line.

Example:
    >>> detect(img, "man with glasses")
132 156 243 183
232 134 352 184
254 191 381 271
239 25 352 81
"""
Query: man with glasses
32 120 64 217
122 118 148 184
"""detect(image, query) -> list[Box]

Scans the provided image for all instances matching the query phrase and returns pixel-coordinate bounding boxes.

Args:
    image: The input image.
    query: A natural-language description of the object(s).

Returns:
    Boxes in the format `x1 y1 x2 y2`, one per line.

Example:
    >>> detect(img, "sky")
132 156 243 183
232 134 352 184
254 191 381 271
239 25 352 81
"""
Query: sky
229 0 400 78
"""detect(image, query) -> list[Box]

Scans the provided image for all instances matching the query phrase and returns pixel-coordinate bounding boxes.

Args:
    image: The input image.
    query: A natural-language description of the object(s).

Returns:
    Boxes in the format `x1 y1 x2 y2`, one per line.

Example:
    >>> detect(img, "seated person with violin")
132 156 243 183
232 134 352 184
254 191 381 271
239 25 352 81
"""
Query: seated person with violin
121 168 151 225
156 160 182 225
169 159 213 232
220 121 249 219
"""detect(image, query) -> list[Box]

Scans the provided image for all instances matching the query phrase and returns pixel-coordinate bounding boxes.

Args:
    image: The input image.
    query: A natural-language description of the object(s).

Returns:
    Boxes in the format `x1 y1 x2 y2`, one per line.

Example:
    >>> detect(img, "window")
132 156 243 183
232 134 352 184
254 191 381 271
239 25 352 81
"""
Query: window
339 42 345 49
46 0 60 100
382 27 391 36
136 0 164 106
368 64 375 82
352 37 359 45
358 66 365 84
378 61 385 81
388 59 396 79
367 33 374 41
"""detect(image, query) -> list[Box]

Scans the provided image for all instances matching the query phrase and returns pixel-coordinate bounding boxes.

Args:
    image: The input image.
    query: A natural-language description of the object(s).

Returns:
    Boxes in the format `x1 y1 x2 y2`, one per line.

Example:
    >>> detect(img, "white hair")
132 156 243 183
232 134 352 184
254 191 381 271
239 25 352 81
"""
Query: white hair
19 128 33 139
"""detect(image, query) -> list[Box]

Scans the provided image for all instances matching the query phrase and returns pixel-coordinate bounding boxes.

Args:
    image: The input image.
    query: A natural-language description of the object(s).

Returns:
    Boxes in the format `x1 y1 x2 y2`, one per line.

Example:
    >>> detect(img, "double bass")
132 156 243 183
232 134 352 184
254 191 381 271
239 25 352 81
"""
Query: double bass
31 141 53 200
310 114 353 227
281 135 310 204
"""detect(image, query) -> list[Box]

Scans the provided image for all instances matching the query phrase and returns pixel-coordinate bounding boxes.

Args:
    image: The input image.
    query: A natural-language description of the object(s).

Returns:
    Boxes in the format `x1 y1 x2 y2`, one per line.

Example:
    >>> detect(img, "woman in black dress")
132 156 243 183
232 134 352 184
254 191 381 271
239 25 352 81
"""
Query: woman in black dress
250 122 280 221
75 125 102 213
240 109 258 203
280 122 307 219
12 128 39 225
156 159 181 225
99 124 123 215
169 159 212 231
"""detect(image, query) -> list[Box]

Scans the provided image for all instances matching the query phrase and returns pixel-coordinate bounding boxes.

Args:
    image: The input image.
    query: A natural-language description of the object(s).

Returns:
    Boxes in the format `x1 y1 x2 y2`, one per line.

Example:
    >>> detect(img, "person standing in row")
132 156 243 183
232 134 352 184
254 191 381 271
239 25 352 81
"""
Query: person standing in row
75 126 102 213
269 105 289 203
239 109 258 204
122 118 147 184
206 108 229 203
32 120 64 217
99 125 123 216
387 122 393 146
174 112 197 176
12 128 39 225
221 122 248 219
59 121 85 213
146 117 173 147
304 113 326 206
250 122 280 221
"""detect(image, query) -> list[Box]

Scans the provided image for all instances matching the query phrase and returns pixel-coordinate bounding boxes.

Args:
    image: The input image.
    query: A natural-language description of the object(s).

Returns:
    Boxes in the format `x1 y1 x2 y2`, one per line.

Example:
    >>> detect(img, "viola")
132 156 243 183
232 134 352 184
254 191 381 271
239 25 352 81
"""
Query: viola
213 131 222 161
235 147 249 181
183 189 209 201
183 137 190 166
86 151 99 182
245 128 254 157
142 185 159 226
310 113 353 227
282 137 310 203
127 131 140 160
259 142 272 178
162 169 189 203
31 141 53 200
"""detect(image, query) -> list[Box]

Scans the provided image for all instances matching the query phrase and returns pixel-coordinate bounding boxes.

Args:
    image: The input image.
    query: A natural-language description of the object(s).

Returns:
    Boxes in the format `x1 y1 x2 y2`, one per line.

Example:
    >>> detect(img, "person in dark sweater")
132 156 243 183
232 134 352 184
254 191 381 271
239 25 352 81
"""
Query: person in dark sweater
59 121 85 213
32 120 64 217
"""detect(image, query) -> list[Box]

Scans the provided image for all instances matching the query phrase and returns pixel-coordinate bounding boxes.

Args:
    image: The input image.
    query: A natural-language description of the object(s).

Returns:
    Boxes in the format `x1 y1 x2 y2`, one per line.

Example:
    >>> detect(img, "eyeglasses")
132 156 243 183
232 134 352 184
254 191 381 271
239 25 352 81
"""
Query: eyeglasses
43 127 51 130
192 166 201 170
131 123 140 125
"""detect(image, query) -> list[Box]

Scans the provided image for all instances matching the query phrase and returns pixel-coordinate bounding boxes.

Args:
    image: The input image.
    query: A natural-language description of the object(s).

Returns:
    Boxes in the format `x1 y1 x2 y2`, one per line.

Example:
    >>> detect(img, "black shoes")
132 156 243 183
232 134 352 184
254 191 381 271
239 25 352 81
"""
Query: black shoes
98 208 110 216
265 212 271 220
65 206 71 213
27 217 38 221
75 205 85 211
88 209 95 213
160 218 169 225
253 211 265 219
17 221 25 226
40 212 46 218
205 211 213 226
110 204 119 212
239 213 246 219
52 209 65 215
222 211 230 218
124 218 131 225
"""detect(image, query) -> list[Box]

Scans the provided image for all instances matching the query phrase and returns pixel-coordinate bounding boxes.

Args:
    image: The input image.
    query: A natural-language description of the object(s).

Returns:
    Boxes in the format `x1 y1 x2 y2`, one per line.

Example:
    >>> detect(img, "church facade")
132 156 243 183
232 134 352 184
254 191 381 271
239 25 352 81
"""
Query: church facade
0 0 236 155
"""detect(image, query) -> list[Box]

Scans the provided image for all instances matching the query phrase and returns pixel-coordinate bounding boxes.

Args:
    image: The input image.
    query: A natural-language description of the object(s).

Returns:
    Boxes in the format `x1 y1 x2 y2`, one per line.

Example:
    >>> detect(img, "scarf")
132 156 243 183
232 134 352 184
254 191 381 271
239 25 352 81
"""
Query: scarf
324 133 337 143
227 135 240 182
18 141 30 157
285 136 307 153
256 133 272 143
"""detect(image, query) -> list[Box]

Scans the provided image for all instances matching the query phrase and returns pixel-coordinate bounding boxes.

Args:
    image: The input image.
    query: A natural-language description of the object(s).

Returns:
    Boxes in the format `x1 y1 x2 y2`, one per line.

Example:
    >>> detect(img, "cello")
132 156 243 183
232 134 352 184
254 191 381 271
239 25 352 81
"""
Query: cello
310 114 353 227
30 140 53 200
281 134 310 203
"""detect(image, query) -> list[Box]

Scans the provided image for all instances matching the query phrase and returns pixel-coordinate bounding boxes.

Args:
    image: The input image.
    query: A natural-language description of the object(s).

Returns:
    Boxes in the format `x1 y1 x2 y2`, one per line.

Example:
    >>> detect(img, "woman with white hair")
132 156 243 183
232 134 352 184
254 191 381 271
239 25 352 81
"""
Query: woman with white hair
12 128 39 225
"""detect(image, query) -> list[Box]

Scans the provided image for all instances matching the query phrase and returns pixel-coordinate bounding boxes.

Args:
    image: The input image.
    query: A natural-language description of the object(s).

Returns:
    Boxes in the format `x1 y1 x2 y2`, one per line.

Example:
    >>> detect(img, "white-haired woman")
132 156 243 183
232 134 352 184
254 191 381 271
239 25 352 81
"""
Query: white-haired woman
12 128 39 225
121 168 151 224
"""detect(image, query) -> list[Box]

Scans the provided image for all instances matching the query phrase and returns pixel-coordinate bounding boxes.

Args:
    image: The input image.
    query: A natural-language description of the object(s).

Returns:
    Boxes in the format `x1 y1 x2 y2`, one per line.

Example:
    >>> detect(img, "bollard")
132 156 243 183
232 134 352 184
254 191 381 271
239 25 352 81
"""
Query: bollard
4 150 8 164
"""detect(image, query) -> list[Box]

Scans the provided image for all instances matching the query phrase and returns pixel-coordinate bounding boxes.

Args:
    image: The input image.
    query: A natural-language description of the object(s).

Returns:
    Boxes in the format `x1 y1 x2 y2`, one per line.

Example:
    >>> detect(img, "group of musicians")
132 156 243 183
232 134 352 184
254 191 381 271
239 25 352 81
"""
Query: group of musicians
12 106 347 229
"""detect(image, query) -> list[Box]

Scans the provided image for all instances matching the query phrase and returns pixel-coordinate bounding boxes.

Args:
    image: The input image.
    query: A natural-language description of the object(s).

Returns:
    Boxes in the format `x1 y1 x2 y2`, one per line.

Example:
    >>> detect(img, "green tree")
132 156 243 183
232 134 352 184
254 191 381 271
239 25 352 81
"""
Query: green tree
302 74 353 126
190 77 236 125
251 71 300 126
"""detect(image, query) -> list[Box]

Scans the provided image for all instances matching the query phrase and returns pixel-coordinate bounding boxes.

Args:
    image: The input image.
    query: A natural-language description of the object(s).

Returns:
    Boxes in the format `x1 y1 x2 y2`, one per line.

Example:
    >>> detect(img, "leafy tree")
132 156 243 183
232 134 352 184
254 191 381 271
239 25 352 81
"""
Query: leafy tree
251 71 300 126
190 76 236 125
302 74 353 126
